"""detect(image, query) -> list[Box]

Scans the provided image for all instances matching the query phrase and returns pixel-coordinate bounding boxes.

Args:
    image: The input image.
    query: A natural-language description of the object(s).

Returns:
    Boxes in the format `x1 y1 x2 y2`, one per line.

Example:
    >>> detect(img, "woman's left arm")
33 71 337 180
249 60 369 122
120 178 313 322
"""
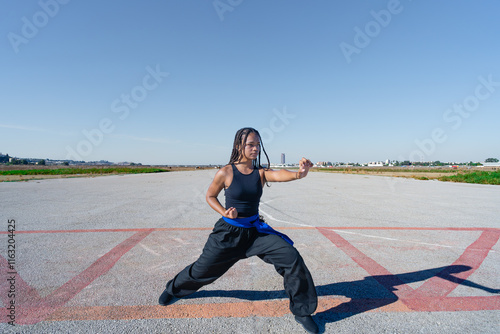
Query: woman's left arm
263 157 314 182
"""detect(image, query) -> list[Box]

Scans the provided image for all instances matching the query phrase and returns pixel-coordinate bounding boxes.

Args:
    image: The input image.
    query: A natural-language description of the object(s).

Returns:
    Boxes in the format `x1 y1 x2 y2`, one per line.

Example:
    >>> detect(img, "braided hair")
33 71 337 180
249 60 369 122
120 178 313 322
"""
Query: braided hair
228 127 270 170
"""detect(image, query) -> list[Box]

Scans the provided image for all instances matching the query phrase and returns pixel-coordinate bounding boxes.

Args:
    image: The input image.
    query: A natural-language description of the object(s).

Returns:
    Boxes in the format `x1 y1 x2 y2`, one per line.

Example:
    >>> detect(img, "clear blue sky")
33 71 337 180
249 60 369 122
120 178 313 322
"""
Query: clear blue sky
1 0 499 165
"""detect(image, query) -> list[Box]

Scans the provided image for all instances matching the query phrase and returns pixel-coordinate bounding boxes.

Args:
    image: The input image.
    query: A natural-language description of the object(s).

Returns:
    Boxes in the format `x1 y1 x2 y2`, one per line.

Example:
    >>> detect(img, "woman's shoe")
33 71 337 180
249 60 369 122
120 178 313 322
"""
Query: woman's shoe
158 289 174 306
294 315 319 333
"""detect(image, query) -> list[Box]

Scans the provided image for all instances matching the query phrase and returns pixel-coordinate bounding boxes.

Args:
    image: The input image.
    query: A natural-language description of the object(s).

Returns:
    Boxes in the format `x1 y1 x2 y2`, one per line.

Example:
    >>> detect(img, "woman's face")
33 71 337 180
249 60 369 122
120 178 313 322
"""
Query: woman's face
241 132 260 161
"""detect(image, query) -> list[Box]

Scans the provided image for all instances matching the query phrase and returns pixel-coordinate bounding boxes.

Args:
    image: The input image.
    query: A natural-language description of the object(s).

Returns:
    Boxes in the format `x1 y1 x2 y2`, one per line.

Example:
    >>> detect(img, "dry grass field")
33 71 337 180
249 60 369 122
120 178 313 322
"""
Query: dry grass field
314 166 500 184
1 165 498 184
0 165 216 182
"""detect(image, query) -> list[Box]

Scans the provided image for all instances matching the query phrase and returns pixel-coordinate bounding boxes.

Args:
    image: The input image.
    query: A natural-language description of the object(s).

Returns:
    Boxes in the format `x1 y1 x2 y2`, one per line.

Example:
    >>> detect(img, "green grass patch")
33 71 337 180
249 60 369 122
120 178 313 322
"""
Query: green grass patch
0 167 168 176
438 171 500 185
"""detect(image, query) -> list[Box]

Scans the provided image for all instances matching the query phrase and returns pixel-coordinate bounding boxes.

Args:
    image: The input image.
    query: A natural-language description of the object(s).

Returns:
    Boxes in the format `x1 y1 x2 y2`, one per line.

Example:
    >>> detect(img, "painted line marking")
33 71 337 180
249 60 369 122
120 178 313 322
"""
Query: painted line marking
317 228 415 299
259 206 313 227
0 229 154 325
43 297 411 322
1 227 498 325
0 227 213 234
317 227 500 313
0 226 496 235
409 230 500 299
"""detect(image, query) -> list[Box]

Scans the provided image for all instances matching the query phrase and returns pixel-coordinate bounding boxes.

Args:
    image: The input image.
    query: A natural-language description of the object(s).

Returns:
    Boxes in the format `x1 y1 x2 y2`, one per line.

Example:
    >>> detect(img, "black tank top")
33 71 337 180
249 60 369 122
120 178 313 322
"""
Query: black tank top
224 164 263 217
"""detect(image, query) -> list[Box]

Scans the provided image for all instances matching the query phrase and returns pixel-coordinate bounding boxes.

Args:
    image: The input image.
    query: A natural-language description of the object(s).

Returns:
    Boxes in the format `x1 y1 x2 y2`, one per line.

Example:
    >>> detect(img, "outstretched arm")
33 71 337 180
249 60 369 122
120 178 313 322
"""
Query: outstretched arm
439 273 500 294
264 157 314 182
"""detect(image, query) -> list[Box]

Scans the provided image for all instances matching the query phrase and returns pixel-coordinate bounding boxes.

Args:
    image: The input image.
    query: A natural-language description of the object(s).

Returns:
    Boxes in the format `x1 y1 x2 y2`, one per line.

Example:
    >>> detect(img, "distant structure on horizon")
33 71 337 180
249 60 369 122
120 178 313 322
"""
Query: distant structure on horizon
281 153 285 165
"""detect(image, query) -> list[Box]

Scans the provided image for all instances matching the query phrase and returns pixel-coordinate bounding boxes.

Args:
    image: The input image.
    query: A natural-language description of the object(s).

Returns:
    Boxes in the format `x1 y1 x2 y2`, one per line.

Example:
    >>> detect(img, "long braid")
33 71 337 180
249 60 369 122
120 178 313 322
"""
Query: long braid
228 128 247 165
259 137 271 170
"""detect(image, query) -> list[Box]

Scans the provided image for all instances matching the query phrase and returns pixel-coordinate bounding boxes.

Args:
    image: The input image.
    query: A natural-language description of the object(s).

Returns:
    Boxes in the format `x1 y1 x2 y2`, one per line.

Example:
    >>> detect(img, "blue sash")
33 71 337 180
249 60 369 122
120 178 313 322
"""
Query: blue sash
222 214 294 246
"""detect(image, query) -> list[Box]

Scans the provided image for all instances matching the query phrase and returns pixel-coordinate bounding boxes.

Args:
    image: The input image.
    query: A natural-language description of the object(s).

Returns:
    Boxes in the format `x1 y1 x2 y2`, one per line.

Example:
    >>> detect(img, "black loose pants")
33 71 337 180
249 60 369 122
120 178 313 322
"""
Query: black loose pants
165 218 318 316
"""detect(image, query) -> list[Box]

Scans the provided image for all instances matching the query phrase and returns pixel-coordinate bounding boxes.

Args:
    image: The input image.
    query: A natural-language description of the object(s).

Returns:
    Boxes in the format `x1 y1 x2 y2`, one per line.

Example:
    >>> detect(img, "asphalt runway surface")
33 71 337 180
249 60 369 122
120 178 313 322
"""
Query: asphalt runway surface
1 170 499 333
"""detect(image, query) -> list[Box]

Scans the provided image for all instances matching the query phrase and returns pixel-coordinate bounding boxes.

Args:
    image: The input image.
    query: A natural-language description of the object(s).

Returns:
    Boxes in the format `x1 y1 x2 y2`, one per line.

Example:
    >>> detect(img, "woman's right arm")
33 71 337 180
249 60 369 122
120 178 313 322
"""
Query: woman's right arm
206 167 238 218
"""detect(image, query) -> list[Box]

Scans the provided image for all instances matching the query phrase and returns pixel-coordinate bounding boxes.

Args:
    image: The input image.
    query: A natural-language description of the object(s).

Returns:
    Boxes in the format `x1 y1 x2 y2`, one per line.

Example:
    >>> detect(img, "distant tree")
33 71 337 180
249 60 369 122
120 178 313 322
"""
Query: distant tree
485 158 499 163
63 162 70 166
38 159 46 165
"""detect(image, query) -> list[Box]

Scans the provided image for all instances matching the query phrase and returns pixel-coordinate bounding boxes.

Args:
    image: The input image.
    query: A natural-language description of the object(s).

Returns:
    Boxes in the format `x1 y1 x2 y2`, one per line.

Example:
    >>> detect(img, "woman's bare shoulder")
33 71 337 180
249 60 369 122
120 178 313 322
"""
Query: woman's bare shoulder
218 164 232 176
216 164 234 188
213 164 232 183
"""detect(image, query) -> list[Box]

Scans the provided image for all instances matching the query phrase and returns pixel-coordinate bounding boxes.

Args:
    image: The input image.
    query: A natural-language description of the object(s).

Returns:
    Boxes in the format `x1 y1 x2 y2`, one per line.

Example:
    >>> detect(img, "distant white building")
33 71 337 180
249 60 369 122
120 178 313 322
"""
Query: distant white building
480 162 500 167
368 161 384 167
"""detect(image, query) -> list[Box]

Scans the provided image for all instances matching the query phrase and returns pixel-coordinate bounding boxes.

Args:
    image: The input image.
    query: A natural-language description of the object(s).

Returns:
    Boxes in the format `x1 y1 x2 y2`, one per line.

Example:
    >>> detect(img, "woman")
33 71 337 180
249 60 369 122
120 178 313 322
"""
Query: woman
159 127 319 333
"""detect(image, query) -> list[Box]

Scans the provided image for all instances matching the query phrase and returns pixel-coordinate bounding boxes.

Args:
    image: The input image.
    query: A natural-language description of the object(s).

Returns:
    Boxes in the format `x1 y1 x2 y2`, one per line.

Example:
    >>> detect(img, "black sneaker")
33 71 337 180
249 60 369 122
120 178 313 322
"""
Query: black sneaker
158 288 174 306
294 315 319 334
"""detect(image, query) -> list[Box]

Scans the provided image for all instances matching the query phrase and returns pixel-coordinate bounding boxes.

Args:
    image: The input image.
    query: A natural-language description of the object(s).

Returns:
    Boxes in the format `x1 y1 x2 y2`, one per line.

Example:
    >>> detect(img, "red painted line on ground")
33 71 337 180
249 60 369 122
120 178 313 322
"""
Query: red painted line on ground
2 227 498 325
5 229 154 325
5 295 499 324
328 227 498 231
0 254 41 322
43 297 411 322
402 296 500 312
0 227 212 234
0 227 497 234
317 227 414 299
318 227 500 312
410 230 500 300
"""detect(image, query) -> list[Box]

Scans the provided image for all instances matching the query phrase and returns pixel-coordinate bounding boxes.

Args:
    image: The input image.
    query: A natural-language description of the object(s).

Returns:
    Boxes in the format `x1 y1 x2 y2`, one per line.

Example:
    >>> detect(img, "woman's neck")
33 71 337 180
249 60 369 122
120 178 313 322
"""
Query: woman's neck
235 159 254 170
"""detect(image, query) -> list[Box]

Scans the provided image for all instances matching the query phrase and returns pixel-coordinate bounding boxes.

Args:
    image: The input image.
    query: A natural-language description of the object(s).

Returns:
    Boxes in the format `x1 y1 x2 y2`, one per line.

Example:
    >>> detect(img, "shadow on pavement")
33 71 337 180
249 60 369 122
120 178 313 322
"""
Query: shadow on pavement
184 265 500 332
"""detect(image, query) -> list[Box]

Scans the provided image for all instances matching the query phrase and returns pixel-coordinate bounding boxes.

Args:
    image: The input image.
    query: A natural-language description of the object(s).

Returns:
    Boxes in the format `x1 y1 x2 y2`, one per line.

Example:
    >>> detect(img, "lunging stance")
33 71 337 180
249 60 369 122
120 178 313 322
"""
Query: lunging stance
159 127 319 333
